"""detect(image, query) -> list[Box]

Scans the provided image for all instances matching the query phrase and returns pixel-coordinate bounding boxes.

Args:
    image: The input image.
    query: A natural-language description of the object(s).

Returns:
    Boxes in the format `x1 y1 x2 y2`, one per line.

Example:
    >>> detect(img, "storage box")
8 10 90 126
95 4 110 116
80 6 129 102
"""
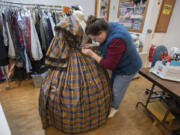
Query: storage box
147 101 175 126
31 72 46 88
150 61 180 82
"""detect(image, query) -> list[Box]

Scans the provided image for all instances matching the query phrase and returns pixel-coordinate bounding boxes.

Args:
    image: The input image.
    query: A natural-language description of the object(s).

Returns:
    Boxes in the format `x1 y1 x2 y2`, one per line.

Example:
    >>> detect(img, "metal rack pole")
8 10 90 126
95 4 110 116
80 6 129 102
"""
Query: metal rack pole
0 0 64 10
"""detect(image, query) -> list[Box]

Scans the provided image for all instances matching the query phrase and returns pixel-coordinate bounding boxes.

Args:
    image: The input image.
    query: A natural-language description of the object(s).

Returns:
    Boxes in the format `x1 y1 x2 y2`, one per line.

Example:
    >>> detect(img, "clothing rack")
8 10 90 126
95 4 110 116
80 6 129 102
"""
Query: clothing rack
0 4 63 11
0 0 66 11
0 1 70 90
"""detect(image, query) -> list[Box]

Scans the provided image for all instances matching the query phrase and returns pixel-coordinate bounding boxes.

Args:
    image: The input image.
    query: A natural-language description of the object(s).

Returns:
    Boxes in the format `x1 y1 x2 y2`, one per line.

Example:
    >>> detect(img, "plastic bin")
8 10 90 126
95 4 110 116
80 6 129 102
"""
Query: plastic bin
31 72 46 88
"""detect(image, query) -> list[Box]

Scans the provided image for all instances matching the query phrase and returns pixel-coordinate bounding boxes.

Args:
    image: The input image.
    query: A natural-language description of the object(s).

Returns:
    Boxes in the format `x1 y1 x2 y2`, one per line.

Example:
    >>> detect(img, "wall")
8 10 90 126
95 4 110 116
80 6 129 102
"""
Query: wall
144 0 180 53
138 0 180 53
9 0 95 19
160 0 180 51
108 0 180 53
142 0 163 53
108 0 156 53
9 0 180 53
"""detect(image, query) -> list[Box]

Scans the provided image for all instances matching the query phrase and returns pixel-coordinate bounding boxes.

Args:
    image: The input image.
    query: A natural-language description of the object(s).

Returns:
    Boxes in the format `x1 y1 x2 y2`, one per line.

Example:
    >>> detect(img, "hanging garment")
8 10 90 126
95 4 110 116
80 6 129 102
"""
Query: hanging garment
42 11 53 50
11 13 26 64
6 22 16 59
34 10 43 48
0 14 9 66
48 12 55 36
4 8 15 49
40 15 47 53
0 68 3 81
52 12 57 24
24 49 32 73
2 13 9 47
52 11 62 25
25 14 31 56
17 10 27 49
39 16 112 134
5 8 19 60
46 17 54 49
0 67 6 81
30 14 43 61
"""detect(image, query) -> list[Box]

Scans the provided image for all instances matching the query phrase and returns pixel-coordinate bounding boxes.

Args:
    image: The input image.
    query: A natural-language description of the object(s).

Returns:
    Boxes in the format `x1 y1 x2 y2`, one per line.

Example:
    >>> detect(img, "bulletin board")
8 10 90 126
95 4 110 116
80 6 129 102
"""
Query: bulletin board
155 0 176 33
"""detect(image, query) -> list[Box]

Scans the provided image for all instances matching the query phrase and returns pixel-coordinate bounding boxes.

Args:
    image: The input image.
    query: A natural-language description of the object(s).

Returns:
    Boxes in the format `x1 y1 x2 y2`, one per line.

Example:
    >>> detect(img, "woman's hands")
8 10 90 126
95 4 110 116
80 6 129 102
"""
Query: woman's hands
81 44 94 56
81 48 93 56
83 43 92 49
81 44 102 63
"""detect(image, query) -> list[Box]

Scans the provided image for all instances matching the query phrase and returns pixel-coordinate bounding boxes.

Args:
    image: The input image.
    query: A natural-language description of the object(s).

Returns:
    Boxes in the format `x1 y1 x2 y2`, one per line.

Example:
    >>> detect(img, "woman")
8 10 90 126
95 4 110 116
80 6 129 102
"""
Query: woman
82 16 142 118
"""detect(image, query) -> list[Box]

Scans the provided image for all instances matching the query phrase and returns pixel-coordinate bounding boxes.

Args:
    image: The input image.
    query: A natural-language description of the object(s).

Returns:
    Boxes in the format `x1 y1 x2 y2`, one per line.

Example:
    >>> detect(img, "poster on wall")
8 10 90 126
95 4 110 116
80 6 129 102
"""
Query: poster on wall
162 4 172 15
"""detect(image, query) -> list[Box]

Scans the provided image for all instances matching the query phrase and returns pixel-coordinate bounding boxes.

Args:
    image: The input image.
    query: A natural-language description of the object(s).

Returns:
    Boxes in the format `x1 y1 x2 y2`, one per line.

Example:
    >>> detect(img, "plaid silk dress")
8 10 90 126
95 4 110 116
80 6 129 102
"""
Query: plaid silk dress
39 16 112 134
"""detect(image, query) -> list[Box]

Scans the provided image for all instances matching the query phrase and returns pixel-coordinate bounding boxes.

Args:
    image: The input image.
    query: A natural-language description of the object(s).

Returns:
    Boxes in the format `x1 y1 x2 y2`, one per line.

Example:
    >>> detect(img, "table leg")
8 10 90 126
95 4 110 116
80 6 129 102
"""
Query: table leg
136 83 173 135
136 83 155 108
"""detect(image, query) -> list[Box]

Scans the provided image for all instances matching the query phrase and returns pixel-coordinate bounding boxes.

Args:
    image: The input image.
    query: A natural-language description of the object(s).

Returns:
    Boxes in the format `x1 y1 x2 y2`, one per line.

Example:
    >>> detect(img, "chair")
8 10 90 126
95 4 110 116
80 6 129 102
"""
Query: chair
146 45 168 98
151 45 168 67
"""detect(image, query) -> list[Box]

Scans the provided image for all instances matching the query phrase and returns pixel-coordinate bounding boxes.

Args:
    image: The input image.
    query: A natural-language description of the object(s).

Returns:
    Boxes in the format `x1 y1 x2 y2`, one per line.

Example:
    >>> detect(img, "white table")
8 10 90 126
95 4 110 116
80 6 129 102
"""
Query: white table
0 104 11 135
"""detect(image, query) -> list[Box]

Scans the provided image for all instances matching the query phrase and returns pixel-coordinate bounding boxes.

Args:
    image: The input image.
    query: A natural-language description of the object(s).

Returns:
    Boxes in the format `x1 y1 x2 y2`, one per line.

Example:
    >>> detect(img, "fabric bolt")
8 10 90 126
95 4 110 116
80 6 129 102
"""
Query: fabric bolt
39 16 112 134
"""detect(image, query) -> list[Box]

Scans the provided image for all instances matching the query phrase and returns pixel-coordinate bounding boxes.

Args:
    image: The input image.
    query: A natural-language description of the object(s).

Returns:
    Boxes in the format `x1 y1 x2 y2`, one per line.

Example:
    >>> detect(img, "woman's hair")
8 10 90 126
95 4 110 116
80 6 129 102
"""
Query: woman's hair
85 15 108 36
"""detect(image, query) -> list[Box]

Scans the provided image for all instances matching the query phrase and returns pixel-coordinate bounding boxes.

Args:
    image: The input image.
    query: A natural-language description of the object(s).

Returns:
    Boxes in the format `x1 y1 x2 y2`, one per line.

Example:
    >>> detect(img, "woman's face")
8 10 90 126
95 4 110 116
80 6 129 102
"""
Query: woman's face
88 31 106 43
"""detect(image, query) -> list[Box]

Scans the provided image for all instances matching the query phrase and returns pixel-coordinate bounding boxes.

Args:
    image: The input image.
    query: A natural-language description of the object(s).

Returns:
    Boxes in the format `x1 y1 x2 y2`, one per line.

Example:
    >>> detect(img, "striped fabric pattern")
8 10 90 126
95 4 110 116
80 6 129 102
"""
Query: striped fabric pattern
39 16 112 134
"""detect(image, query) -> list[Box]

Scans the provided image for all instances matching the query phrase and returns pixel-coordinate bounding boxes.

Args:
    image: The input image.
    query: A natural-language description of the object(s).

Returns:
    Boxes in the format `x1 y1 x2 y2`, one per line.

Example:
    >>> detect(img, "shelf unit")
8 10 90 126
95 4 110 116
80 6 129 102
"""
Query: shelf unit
117 0 149 33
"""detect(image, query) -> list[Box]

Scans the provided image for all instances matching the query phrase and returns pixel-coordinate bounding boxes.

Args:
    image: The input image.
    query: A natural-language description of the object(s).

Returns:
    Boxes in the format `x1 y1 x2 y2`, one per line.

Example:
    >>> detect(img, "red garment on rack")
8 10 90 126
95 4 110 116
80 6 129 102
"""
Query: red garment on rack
25 17 31 56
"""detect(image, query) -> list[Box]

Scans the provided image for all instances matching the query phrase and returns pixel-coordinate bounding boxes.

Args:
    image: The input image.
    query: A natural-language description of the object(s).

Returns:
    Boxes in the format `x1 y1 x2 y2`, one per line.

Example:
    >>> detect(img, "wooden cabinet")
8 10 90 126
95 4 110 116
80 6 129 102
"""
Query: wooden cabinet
117 0 149 33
